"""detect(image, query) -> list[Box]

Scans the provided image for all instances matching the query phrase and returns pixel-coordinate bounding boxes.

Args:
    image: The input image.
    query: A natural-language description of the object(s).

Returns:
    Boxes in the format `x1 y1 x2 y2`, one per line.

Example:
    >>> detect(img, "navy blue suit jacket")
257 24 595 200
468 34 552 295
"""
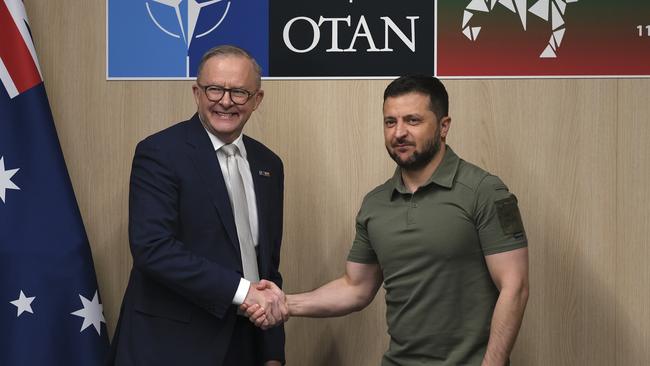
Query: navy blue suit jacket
108 115 285 365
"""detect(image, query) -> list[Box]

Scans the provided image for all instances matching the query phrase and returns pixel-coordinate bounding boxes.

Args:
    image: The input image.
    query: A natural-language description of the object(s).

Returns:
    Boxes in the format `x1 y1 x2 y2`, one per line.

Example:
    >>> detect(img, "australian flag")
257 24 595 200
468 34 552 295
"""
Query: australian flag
0 1 109 365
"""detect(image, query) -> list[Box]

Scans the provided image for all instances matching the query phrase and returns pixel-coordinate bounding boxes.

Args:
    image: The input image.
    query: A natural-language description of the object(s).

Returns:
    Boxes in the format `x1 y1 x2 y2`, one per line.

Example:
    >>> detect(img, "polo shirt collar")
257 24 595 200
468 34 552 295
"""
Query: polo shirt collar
391 145 460 196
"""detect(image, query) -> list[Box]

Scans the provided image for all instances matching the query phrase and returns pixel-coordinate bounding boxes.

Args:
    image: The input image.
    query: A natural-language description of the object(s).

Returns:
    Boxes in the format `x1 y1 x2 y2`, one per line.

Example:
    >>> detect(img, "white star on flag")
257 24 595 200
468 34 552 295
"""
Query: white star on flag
10 290 36 317
70 291 106 335
0 156 20 203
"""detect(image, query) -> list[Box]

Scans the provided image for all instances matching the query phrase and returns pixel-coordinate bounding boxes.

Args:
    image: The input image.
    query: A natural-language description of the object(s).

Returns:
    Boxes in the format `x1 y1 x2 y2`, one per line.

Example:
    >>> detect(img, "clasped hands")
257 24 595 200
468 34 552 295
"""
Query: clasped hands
240 279 289 330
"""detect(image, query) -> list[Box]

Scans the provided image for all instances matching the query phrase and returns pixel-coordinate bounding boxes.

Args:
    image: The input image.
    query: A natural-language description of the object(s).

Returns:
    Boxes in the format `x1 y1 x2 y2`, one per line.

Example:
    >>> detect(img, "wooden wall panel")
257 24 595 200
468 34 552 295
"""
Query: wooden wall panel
617 80 650 366
22 1 650 365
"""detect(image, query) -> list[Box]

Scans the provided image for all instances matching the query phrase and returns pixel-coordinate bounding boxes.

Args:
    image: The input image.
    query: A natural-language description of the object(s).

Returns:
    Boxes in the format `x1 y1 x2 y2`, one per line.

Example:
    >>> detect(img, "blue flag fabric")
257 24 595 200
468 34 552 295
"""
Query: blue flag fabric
0 1 109 365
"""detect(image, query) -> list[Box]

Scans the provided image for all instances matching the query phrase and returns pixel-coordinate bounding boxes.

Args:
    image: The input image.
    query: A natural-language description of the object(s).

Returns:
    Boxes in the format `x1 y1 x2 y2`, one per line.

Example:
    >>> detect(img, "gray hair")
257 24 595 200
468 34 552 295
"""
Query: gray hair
196 45 262 88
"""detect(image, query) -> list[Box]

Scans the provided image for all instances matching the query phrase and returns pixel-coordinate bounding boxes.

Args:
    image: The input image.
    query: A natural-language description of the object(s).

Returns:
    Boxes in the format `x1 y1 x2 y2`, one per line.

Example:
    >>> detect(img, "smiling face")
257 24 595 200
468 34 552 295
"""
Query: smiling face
383 92 450 171
192 54 264 143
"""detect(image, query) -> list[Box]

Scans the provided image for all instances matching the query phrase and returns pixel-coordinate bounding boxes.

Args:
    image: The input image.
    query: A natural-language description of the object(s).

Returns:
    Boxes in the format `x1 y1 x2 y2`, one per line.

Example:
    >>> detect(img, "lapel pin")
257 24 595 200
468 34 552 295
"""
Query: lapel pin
258 170 271 177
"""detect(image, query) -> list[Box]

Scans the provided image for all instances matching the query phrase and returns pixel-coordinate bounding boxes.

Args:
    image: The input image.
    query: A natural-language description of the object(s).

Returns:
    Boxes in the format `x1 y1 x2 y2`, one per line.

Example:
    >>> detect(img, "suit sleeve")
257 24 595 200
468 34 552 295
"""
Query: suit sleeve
261 158 286 363
128 138 241 319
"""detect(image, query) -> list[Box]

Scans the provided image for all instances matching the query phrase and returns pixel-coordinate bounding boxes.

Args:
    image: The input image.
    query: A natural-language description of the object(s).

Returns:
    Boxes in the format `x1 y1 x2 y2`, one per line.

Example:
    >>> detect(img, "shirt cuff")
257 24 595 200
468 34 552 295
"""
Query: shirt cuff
232 278 251 305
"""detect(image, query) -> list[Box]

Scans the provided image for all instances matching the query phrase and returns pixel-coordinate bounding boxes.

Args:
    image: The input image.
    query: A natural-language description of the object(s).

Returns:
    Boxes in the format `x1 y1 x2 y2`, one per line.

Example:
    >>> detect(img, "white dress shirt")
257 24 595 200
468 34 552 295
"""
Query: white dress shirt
204 128 258 305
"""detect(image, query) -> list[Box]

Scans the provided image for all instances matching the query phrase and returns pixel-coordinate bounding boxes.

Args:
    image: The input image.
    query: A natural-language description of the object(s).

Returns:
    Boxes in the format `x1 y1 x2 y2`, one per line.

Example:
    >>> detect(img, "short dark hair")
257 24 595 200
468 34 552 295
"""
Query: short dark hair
197 45 262 88
383 75 449 119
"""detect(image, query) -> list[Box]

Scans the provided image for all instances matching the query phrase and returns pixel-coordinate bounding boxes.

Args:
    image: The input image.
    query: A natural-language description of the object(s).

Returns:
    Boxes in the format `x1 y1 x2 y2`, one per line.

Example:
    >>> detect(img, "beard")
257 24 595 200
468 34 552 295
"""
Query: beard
387 128 441 171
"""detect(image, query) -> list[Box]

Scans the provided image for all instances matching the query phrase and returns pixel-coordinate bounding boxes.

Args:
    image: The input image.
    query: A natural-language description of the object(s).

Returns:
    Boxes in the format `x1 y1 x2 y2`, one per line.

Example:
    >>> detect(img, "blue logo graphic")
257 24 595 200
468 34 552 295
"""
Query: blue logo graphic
108 0 269 79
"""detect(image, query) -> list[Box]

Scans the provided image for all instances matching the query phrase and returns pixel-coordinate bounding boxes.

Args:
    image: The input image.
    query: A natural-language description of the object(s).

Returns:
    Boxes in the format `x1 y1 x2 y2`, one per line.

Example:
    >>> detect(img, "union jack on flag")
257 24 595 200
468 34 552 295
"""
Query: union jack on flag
0 0 109 364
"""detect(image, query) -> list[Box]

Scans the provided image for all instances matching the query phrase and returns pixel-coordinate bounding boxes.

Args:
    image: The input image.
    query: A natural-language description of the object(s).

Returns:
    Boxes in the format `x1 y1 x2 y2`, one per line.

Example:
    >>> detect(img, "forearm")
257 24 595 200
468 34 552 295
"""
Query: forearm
287 276 375 318
482 286 529 366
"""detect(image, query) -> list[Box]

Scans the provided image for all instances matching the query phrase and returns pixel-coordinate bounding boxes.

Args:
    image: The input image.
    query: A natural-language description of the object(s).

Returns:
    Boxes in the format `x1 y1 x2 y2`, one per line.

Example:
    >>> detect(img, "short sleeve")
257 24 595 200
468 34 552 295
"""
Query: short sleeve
474 175 528 256
347 198 379 264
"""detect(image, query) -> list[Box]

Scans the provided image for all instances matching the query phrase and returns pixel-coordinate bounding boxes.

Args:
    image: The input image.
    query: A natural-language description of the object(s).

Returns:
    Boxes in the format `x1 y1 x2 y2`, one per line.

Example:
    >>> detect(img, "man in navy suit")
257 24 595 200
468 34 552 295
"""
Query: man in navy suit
108 45 287 366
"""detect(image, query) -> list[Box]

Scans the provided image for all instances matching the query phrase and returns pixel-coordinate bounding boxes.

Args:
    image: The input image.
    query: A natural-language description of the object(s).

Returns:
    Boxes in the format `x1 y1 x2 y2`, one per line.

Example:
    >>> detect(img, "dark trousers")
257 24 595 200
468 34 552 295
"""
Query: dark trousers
222 315 260 366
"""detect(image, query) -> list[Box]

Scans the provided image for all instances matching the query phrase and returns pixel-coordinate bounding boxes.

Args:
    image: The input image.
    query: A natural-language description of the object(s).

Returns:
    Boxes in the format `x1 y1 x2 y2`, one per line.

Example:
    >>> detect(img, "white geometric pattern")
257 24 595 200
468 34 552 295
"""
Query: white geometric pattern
467 0 489 12
463 10 474 28
529 0 550 20
553 28 566 45
551 2 564 30
463 26 473 40
461 0 580 58
499 0 516 13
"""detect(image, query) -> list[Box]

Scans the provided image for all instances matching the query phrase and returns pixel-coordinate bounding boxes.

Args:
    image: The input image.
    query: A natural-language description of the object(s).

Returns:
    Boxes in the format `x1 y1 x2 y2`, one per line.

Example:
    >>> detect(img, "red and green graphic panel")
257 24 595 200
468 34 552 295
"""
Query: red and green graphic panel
436 0 650 77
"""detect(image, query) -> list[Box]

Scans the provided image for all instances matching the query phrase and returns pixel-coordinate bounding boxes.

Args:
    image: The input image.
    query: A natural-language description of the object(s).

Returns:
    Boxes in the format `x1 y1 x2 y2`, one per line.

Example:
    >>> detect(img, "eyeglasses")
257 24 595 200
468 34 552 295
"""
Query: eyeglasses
196 83 257 105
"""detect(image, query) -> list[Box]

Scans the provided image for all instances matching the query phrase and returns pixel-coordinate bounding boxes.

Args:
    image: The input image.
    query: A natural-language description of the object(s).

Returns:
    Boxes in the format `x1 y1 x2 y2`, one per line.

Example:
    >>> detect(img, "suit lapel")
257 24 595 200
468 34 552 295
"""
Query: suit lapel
243 136 271 276
185 115 239 251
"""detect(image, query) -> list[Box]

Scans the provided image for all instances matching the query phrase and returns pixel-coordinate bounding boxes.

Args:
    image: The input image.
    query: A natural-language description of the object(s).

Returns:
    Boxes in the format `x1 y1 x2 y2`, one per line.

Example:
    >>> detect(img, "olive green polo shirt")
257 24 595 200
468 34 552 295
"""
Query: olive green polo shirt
348 146 527 366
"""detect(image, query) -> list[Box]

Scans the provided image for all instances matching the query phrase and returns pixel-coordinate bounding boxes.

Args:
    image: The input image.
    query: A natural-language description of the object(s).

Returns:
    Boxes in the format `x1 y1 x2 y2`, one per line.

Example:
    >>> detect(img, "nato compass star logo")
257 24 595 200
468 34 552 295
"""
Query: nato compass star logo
109 0 268 78
146 0 230 48
144 0 231 75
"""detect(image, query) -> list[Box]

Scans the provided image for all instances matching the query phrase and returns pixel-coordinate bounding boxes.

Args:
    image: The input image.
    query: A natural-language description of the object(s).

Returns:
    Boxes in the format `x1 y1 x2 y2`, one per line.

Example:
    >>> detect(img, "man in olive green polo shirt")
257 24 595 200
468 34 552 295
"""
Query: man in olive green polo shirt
243 75 529 365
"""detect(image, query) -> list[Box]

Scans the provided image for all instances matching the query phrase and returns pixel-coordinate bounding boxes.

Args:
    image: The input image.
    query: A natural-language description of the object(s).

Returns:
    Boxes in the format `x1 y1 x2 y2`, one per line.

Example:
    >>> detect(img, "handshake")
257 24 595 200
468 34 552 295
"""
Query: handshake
241 280 289 330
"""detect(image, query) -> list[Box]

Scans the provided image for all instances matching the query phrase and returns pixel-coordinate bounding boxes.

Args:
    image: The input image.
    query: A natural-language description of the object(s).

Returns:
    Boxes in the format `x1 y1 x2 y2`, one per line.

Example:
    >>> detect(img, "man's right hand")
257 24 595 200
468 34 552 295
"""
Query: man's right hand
241 280 288 330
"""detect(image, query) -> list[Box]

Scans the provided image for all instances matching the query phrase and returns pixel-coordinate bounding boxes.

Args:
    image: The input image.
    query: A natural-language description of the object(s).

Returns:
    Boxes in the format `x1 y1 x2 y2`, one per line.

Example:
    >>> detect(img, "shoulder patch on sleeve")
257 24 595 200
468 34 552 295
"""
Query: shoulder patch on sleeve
493 181 509 191
495 195 524 236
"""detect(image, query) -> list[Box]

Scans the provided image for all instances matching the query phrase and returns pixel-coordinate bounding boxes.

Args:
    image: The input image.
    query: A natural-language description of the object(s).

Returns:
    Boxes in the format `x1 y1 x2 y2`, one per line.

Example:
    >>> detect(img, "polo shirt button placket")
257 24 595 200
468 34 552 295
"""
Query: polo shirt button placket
407 194 417 225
